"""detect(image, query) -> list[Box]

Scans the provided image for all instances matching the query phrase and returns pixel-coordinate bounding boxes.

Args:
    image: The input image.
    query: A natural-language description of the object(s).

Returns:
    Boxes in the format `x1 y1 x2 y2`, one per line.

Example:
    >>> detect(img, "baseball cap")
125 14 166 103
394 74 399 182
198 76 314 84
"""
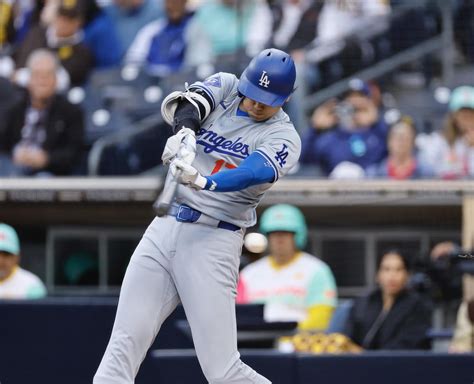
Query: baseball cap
449 86 474 112
0 224 20 255
58 0 85 19
345 78 372 98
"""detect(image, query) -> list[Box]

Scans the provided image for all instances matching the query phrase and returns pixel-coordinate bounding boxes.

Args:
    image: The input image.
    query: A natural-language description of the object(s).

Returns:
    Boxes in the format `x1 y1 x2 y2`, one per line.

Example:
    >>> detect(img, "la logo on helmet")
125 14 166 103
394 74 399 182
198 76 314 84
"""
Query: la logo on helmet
259 71 270 88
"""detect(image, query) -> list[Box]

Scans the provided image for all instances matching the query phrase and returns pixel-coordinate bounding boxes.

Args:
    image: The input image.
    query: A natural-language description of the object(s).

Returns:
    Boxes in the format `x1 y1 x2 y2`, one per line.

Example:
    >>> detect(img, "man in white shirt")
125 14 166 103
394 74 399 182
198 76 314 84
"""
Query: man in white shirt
0 223 47 300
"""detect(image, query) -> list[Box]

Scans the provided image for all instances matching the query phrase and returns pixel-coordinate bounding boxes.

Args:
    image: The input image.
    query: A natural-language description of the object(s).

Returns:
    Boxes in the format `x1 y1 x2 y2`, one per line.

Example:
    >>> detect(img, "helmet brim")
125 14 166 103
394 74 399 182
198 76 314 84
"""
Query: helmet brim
238 73 289 107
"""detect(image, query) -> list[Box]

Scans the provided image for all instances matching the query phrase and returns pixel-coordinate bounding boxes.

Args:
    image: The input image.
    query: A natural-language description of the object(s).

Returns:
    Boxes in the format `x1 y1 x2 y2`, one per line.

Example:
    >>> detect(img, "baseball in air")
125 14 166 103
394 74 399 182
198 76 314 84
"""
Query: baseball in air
244 233 268 253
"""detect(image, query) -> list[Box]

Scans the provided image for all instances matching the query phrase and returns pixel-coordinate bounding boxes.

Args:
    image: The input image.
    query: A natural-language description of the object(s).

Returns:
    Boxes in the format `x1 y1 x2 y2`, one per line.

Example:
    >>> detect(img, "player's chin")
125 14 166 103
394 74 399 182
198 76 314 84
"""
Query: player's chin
249 113 267 122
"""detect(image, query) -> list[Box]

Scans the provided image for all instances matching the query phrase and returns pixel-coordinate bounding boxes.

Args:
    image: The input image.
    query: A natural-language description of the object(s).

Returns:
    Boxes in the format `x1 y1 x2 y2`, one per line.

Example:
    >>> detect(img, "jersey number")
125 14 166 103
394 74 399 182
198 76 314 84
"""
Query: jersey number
211 159 236 175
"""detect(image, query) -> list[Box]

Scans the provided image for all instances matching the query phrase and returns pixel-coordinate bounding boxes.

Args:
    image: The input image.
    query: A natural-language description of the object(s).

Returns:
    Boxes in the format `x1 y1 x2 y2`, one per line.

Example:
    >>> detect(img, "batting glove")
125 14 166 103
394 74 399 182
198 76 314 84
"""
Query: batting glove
170 158 209 190
162 127 196 165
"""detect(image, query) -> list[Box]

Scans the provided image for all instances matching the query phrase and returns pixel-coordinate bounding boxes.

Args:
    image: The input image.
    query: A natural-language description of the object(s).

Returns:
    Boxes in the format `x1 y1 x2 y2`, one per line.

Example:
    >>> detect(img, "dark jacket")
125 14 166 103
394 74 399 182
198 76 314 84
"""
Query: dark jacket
270 2 323 51
343 288 432 350
300 118 389 175
14 25 94 86
0 90 84 175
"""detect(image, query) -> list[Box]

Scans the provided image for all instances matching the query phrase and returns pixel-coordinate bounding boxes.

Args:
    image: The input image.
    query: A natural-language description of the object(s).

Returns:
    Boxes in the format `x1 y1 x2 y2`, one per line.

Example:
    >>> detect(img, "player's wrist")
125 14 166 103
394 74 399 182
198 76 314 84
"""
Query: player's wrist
202 176 217 191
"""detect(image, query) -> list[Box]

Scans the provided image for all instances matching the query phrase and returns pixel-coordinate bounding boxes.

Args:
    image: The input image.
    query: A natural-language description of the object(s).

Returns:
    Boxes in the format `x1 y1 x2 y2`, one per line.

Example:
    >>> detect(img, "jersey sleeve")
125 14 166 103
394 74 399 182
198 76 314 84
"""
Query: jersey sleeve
304 264 337 308
254 125 302 182
189 72 238 112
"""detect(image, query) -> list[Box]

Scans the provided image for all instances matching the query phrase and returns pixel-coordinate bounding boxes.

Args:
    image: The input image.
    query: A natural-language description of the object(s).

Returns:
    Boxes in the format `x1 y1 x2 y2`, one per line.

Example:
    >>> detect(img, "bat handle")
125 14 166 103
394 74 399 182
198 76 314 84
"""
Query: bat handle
154 169 182 217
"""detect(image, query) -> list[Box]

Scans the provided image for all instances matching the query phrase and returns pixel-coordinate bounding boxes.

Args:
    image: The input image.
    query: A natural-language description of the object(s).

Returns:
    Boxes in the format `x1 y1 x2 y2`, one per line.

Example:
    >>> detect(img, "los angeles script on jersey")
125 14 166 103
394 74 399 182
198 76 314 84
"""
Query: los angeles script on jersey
196 127 250 159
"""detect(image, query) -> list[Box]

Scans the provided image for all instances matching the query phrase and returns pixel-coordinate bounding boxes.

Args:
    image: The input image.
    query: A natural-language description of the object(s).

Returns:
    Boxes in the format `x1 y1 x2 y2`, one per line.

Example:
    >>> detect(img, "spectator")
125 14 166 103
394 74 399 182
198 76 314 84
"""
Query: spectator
27 0 122 68
300 79 389 175
317 0 390 44
125 0 199 76
14 0 94 86
270 0 322 53
104 0 163 59
0 0 35 50
237 204 337 331
367 116 434 179
186 0 272 67
269 0 323 132
417 86 474 179
0 223 47 300
83 2 121 68
0 49 84 176
344 249 432 350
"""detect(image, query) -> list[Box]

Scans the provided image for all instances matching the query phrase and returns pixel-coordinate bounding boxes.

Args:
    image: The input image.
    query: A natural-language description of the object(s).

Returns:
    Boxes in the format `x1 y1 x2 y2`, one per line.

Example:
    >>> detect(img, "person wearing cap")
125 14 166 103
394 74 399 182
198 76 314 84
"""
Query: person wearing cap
417 85 474 179
0 223 47 300
237 204 337 331
300 78 389 176
14 0 94 86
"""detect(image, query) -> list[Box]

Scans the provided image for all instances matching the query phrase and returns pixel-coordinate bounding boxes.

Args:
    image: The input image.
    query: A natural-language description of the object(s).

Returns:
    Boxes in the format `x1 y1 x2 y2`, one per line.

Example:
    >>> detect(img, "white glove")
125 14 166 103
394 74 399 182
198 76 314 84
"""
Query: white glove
170 158 209 190
162 127 196 165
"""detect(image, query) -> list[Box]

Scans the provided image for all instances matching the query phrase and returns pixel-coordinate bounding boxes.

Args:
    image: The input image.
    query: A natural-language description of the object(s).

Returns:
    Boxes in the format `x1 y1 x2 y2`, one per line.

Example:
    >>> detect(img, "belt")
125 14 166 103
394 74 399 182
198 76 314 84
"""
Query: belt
168 204 241 232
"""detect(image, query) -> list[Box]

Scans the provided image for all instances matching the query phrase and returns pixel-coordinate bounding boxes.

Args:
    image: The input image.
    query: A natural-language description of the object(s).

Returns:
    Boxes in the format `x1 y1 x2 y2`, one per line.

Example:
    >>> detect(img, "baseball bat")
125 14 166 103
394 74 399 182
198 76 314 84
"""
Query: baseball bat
154 168 182 217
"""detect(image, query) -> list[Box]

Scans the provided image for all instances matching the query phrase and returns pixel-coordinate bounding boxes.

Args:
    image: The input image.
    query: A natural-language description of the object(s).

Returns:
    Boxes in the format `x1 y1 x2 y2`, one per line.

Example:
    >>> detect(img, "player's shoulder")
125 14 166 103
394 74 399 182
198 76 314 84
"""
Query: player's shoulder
241 256 272 277
299 252 331 273
16 268 44 285
260 117 301 147
201 72 238 89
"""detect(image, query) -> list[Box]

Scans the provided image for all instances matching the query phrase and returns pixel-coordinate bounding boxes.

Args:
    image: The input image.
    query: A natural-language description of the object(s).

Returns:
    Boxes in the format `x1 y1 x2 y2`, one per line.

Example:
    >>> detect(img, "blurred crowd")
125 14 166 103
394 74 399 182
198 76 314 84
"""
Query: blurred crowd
0 0 472 178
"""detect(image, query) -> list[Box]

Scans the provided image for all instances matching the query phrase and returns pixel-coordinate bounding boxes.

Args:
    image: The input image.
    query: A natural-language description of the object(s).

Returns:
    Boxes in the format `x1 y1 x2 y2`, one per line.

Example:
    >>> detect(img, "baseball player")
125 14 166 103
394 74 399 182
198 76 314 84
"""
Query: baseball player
94 48 301 384
237 204 337 331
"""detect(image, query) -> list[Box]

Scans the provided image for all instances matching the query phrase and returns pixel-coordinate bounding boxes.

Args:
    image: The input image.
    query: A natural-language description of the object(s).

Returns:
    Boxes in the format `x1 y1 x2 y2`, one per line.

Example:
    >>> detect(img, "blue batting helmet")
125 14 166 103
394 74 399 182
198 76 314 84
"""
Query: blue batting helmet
259 204 307 249
238 48 296 107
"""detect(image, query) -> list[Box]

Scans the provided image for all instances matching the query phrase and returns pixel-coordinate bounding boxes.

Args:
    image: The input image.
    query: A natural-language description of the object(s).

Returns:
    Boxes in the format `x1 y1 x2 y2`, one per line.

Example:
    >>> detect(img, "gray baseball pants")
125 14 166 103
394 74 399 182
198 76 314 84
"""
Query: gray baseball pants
93 216 271 384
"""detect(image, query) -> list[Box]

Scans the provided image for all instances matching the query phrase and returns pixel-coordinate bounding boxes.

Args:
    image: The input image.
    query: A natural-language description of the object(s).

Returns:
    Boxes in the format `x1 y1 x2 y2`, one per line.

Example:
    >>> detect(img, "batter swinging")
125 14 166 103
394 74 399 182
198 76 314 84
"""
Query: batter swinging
94 48 301 384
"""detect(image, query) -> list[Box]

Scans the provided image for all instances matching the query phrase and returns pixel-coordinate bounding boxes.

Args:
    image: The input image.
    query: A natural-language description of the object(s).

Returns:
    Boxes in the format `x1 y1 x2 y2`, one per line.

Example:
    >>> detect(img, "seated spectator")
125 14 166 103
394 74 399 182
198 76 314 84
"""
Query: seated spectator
317 0 390 44
344 249 432 350
14 0 94 86
0 0 36 50
300 79 389 175
367 116 434 179
125 0 198 76
26 0 121 68
83 1 122 68
0 223 47 299
270 0 322 53
186 0 272 66
0 49 84 176
237 204 337 331
417 86 474 179
104 0 163 59
269 0 323 132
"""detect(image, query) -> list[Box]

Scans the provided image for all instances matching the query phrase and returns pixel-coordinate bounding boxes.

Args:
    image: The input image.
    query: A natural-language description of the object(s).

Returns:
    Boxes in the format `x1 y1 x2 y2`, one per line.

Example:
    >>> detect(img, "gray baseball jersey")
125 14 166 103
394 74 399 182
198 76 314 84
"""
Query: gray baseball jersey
175 72 301 228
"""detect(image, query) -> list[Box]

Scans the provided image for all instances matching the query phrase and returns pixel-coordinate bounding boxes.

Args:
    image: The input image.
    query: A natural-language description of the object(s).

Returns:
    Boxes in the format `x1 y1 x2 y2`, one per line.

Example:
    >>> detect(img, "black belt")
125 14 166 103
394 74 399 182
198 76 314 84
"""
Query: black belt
168 204 241 232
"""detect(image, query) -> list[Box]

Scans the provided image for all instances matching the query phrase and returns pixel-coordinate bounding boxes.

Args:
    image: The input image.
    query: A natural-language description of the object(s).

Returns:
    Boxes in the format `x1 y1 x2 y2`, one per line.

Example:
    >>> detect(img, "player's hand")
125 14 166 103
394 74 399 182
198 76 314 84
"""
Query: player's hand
170 158 208 190
162 127 196 165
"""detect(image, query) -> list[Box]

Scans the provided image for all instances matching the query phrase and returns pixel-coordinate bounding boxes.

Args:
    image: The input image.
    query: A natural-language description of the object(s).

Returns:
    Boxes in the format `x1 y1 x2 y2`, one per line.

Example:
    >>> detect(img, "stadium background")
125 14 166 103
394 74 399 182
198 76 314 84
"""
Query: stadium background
0 0 474 383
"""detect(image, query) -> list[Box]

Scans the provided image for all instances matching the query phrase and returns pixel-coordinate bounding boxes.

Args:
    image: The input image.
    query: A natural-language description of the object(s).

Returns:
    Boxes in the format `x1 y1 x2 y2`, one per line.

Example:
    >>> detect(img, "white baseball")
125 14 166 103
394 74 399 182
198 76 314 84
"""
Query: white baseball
244 233 268 254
